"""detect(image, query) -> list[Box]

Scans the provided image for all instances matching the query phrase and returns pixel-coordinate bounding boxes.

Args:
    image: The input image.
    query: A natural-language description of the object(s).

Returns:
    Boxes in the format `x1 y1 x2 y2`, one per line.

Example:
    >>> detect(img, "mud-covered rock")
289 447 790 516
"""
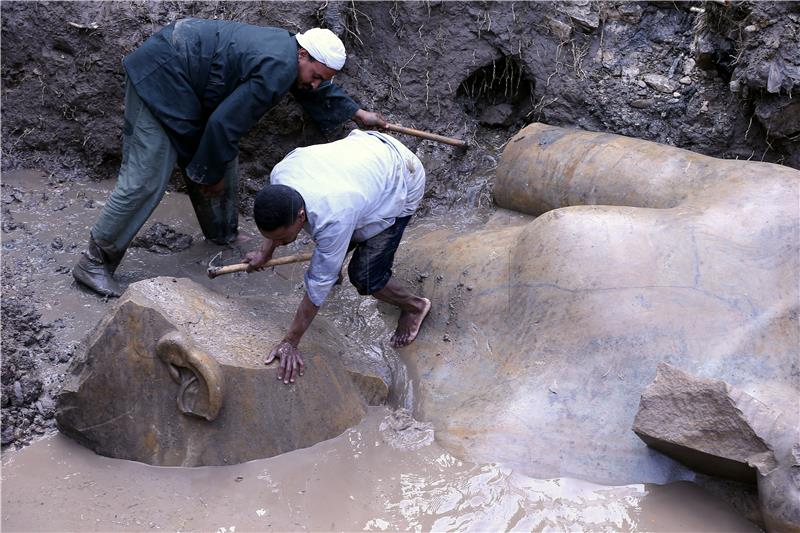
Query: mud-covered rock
131 222 193 254
56 277 372 467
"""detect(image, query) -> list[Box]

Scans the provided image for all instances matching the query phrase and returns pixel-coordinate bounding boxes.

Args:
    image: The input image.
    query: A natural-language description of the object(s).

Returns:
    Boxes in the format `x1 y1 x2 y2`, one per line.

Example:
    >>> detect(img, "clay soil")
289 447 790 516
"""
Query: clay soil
2 0 799 451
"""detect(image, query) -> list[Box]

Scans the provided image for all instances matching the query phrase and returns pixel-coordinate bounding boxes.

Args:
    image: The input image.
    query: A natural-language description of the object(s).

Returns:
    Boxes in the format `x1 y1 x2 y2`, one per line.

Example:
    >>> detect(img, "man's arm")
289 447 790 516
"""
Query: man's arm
292 82 386 131
258 211 356 384
267 293 319 384
246 236 314 384
284 293 319 346
352 108 387 129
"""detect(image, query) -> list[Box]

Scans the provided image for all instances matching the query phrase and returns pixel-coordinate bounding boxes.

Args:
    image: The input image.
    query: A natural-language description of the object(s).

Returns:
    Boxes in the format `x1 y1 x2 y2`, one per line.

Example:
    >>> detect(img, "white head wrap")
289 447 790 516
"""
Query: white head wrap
296 28 346 71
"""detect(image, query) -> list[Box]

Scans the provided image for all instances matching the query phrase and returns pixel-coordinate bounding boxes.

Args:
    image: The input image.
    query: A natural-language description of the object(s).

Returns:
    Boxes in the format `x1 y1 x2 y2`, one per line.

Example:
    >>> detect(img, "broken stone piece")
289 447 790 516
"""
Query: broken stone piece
56 277 367 467
633 363 799 532
643 73 678 93
630 98 654 109
633 363 778 482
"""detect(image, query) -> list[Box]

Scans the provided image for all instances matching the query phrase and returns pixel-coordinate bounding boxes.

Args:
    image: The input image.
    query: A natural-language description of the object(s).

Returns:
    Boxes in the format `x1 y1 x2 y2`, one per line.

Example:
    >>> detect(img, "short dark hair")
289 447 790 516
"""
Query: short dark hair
253 184 305 231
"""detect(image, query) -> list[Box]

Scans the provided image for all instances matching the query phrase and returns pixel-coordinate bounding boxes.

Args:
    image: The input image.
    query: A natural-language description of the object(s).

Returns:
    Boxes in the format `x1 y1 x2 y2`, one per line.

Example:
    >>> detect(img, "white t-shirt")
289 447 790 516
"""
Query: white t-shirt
270 129 425 306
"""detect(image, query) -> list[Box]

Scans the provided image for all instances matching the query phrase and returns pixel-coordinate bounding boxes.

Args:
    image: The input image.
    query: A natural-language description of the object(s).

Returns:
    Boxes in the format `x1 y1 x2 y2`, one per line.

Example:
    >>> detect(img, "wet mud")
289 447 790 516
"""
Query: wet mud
131 222 193 254
2 407 757 533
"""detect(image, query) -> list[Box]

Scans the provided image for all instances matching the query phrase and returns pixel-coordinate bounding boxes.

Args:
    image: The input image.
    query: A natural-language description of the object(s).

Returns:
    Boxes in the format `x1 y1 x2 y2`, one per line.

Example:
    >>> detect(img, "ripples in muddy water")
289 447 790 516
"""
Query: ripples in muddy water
2 408 756 532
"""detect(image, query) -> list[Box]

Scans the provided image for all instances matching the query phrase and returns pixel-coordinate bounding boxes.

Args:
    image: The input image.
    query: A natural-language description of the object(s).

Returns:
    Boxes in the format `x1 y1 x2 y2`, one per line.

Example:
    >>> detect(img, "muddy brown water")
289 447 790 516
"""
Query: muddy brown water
1 171 757 531
2 408 756 532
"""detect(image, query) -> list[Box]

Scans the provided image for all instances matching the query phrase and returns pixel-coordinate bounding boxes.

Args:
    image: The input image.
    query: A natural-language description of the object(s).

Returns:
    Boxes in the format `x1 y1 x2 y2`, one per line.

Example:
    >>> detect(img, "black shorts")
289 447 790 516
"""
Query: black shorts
348 216 411 295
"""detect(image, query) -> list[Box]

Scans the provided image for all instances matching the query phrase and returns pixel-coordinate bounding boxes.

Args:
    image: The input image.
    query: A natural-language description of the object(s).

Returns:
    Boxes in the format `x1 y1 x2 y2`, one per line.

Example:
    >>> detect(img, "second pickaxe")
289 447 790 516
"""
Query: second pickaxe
207 250 313 279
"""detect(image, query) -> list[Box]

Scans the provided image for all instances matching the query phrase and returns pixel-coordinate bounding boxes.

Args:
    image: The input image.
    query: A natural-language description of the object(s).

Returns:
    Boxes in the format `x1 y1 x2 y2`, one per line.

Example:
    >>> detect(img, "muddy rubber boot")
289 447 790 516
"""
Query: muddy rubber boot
72 238 123 298
106 247 127 276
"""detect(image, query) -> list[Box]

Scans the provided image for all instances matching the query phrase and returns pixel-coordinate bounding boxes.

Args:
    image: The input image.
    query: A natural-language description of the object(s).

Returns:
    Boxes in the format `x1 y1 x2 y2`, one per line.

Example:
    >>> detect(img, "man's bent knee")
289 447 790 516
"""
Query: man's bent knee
348 265 390 296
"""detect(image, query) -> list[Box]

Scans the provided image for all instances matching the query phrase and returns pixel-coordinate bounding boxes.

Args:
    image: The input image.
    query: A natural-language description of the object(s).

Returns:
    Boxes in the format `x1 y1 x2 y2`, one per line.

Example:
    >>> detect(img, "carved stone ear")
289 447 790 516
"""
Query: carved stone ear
156 330 224 421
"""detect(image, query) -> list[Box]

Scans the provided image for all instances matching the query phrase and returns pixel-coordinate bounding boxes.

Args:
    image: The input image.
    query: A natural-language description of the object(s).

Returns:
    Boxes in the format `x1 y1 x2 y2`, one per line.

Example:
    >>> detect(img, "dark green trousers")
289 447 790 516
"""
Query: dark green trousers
91 80 238 255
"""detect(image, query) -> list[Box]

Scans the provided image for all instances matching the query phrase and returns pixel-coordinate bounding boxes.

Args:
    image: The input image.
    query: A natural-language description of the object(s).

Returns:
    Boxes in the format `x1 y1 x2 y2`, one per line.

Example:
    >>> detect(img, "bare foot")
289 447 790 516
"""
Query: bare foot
391 298 431 348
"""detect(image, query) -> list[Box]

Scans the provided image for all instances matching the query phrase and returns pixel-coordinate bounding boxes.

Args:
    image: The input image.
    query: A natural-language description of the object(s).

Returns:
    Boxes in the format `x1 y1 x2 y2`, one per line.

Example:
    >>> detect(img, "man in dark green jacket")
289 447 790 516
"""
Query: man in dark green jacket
73 19 385 297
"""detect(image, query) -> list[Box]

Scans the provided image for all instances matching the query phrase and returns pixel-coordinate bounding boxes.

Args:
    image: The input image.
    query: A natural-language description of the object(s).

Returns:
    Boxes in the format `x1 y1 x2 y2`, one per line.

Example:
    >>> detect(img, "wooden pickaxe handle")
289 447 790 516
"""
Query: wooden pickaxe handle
384 123 468 147
208 252 313 279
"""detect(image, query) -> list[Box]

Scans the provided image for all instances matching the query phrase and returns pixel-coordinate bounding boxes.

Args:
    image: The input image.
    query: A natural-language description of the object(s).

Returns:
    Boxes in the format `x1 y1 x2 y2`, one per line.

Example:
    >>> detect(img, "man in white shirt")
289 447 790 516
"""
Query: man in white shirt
246 130 431 384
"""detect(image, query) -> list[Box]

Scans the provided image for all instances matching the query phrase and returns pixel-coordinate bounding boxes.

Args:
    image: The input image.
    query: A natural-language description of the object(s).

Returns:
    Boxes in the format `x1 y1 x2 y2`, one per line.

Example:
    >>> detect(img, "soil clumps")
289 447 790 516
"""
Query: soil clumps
131 222 193 254
0 296 58 446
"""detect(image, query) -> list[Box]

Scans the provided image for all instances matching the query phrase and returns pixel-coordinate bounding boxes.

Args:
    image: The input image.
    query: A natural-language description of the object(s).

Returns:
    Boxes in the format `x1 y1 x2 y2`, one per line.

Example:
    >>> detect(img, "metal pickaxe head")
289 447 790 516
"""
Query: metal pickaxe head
206 251 248 279
207 251 224 272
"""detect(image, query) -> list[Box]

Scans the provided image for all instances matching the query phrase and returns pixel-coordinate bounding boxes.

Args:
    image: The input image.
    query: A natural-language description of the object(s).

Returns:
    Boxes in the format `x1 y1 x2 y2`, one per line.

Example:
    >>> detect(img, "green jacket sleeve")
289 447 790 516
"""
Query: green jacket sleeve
292 81 360 133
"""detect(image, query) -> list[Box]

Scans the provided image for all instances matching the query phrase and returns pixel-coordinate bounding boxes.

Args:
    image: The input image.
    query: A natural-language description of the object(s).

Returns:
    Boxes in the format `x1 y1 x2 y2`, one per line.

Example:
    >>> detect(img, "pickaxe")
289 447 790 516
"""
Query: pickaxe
384 123 468 148
207 250 313 279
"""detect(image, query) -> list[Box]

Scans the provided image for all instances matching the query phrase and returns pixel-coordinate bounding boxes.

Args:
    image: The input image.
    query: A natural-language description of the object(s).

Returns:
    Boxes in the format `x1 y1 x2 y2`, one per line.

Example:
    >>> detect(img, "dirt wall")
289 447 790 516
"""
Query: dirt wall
2 1 799 210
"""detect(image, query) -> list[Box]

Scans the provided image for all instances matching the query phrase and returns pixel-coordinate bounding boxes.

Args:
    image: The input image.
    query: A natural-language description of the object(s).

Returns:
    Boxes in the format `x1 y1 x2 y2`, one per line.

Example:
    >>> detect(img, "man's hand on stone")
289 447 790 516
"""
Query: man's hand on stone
353 109 387 130
199 179 225 198
265 340 305 384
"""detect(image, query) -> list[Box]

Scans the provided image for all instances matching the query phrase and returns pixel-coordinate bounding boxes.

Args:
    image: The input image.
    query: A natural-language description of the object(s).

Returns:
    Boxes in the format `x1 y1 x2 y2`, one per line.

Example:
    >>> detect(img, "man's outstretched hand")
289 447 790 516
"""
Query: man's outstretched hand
353 109 387 129
266 340 305 384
